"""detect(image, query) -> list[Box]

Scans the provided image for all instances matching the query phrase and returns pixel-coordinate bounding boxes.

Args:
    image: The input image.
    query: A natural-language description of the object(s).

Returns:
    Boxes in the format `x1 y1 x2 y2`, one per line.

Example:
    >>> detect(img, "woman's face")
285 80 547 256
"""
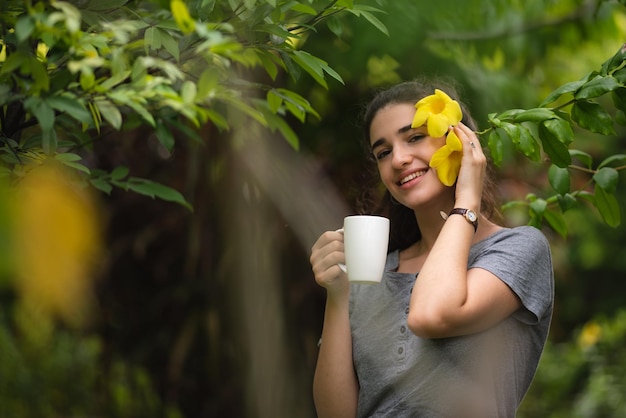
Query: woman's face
369 102 453 210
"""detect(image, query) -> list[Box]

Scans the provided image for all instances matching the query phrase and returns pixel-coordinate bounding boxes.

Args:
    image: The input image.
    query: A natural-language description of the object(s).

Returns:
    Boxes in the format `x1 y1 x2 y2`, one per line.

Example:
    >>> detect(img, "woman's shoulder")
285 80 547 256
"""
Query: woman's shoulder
483 224 548 243
475 225 551 257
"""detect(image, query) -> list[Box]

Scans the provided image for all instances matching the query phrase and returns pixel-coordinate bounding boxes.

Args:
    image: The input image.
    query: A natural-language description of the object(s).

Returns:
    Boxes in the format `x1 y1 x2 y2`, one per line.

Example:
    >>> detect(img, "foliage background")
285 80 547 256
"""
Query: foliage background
2 0 626 417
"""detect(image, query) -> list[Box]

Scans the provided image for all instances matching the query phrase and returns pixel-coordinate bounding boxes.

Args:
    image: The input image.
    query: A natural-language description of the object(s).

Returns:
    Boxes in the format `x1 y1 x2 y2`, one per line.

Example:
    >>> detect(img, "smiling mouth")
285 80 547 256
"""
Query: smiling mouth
399 170 427 185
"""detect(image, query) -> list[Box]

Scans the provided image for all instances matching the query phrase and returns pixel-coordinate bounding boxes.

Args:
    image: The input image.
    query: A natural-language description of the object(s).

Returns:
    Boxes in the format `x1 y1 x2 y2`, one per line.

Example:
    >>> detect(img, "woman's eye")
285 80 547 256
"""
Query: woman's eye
375 149 390 160
409 134 425 143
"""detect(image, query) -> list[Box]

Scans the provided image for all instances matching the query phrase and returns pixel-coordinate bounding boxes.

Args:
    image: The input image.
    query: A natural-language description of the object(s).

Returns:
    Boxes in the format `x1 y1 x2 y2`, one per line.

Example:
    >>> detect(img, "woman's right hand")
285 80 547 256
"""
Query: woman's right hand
310 229 349 294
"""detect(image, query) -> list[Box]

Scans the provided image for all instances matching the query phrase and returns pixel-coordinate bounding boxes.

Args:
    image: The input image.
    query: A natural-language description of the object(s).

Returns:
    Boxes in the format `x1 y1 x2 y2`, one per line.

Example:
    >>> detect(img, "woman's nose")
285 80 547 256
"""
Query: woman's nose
391 144 412 167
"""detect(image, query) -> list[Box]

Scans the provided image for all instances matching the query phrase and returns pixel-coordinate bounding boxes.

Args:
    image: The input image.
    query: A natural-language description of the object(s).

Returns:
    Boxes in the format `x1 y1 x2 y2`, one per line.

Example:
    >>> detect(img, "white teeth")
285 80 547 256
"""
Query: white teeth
400 171 426 185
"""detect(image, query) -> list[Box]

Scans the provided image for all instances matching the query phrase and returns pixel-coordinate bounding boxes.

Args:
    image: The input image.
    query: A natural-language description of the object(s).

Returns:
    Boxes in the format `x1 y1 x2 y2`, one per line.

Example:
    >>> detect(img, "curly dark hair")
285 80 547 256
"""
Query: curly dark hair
356 77 502 252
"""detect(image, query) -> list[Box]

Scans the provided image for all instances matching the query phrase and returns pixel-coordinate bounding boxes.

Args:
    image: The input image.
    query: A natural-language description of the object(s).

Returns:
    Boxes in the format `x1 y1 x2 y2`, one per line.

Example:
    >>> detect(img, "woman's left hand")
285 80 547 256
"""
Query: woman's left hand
452 122 487 210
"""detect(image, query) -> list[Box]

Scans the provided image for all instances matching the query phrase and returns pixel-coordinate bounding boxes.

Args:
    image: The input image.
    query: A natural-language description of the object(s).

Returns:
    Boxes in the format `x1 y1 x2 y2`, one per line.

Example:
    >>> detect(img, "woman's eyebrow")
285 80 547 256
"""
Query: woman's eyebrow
371 138 385 150
398 124 412 134
371 124 414 150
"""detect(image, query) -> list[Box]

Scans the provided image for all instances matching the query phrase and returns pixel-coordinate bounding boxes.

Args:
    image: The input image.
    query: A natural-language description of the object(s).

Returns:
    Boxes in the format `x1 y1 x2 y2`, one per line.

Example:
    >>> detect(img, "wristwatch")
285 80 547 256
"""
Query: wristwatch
448 208 478 232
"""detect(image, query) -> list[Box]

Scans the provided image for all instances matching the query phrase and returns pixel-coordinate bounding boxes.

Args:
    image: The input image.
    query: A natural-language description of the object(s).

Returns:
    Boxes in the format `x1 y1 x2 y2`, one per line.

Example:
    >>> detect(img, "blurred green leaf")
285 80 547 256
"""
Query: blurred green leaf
593 167 619 193
597 154 626 169
544 209 567 238
569 149 593 169
549 164 571 195
594 186 621 227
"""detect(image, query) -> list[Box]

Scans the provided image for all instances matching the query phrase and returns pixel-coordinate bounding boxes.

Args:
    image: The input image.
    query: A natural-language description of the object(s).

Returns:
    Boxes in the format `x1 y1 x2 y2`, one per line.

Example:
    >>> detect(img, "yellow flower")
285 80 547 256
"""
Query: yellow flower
411 89 462 138
578 321 602 349
429 129 462 186
13 162 102 327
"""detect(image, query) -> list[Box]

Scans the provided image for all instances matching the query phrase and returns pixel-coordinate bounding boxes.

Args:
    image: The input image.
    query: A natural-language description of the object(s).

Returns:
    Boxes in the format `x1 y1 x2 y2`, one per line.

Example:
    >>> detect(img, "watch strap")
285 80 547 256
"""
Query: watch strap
448 208 478 232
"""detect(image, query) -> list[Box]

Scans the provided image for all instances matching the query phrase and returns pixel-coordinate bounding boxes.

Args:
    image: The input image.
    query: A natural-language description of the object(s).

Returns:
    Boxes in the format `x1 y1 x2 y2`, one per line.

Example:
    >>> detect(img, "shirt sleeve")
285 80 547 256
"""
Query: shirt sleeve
470 226 554 325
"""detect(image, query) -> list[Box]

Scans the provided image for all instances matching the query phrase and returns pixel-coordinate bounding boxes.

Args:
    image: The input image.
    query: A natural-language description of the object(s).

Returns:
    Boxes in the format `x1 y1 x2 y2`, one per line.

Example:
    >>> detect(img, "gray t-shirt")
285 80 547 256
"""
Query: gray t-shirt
349 226 554 418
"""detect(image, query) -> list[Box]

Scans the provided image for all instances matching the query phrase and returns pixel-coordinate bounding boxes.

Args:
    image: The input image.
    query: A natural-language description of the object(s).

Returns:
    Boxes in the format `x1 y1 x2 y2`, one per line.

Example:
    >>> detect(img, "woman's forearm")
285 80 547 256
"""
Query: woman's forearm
313 292 359 418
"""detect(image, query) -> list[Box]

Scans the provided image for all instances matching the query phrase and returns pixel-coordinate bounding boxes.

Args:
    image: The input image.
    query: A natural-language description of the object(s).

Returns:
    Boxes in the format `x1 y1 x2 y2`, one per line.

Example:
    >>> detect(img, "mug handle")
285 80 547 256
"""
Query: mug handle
335 228 347 273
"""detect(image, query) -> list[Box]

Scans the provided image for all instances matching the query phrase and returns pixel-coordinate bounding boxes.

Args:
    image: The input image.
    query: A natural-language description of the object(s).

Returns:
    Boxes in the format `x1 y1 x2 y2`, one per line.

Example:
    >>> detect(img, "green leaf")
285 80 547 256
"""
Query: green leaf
557 193 577 212
600 44 626 75
288 3 317 15
544 209 567 238
99 70 131 90
353 10 389 36
55 153 83 162
593 167 619 193
487 129 504 166
95 99 123 130
0 51 28 76
127 178 192 210
540 80 585 106
597 154 626 169
326 15 343 37
205 109 229 131
24 96 57 153
266 89 282 113
80 70 96 91
181 80 197 104
574 75 621 100
144 26 162 50
511 108 556 123
47 95 92 125
571 101 615 135
15 16 35 43
111 166 129 180
538 122 572 168
279 51 301 82
529 198 548 216
548 165 570 195
59 160 91 175
90 178 113 194
261 108 299 150
25 97 55 131
542 118 574 145
501 122 520 144
517 124 541 161
613 66 626 83
569 149 593 169
594 186 621 227
291 50 344 88
29 57 50 93
257 50 279 80
159 28 180 61
156 119 175 152
196 69 219 99
611 87 626 112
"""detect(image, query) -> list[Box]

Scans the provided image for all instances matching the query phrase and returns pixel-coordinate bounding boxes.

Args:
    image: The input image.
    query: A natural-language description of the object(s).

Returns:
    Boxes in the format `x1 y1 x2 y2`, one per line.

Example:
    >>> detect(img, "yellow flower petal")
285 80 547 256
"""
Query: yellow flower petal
442 100 462 126
413 89 463 136
426 113 449 138
446 129 463 151
429 131 463 186
429 146 452 168
411 106 429 128
415 93 438 108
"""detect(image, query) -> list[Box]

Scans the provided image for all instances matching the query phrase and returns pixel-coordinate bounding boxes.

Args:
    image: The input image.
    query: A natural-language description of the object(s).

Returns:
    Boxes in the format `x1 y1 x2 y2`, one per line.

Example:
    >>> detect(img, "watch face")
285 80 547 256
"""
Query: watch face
466 210 477 222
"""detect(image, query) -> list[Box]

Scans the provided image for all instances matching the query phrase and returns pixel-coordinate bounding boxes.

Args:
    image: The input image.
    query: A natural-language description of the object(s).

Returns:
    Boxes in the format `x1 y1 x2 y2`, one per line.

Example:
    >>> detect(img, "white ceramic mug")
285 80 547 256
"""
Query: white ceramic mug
338 215 390 284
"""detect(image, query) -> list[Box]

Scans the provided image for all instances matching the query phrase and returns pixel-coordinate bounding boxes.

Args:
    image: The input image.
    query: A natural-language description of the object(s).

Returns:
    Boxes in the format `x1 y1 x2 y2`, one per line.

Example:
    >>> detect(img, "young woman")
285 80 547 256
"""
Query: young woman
309 79 554 418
